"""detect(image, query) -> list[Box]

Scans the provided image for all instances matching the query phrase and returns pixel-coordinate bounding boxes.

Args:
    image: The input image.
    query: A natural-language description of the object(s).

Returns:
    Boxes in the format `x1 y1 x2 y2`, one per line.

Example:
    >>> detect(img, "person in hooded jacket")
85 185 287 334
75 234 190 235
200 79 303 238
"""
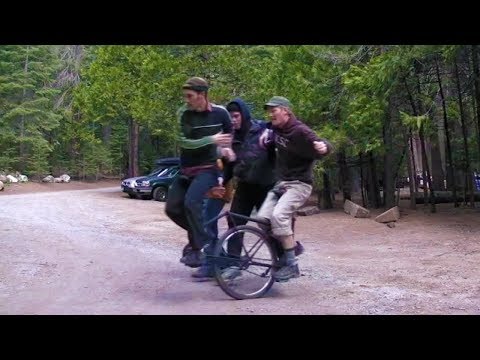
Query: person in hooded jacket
192 98 304 280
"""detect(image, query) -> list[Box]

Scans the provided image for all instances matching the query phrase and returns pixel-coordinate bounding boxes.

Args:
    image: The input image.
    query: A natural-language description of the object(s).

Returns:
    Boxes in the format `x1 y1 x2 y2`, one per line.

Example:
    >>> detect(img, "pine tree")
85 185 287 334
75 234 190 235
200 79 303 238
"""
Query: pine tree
0 45 62 175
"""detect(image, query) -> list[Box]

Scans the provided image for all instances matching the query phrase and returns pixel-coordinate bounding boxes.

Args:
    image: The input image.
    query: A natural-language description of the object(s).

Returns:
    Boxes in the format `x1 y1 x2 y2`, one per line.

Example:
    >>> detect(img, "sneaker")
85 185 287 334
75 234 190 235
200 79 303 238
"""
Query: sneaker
180 250 205 268
191 265 215 280
295 241 305 256
182 244 193 257
218 257 239 269
272 263 300 282
221 267 242 281
275 242 304 268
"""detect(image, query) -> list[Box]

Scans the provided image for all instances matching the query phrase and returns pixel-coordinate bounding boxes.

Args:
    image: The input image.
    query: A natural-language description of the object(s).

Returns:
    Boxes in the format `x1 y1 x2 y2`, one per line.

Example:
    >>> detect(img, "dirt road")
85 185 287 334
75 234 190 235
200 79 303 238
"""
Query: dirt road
1 186 480 314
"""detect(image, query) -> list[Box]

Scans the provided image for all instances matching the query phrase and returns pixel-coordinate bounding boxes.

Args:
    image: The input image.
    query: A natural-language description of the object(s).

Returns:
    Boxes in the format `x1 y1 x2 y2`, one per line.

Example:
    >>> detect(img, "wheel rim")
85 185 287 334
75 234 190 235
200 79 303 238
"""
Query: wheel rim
155 188 166 201
213 227 275 300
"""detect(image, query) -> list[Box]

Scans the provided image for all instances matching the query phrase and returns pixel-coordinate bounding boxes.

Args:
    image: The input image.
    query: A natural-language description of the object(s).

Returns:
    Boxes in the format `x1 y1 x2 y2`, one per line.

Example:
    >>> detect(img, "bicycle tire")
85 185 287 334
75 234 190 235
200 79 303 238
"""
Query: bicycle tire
213 225 278 300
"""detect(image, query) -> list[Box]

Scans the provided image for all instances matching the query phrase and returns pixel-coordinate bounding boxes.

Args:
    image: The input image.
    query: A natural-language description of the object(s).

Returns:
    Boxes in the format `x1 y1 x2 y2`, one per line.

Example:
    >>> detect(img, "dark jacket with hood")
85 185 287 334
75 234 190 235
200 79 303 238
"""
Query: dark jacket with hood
223 98 276 187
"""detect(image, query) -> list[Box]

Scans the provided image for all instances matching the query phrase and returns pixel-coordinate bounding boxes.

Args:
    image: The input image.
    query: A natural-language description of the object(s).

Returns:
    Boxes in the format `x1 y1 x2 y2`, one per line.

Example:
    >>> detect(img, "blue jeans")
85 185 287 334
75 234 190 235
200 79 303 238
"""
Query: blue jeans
165 169 219 251
203 198 225 255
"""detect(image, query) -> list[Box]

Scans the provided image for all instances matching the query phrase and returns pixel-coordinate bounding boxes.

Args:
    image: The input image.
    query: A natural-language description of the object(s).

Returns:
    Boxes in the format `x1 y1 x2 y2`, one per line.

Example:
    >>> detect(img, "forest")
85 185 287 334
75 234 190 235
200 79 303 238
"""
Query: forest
1 45 479 211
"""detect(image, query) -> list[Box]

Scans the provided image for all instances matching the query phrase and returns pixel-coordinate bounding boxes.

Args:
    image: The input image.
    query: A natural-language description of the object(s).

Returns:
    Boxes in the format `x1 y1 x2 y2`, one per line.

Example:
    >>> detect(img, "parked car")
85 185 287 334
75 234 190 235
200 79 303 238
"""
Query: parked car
134 165 180 201
122 167 172 199
121 158 180 199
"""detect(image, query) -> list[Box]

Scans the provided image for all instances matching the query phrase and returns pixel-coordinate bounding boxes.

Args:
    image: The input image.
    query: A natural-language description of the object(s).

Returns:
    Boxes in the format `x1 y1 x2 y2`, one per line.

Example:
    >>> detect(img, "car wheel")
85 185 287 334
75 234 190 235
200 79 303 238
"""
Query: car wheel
128 194 136 199
153 186 168 202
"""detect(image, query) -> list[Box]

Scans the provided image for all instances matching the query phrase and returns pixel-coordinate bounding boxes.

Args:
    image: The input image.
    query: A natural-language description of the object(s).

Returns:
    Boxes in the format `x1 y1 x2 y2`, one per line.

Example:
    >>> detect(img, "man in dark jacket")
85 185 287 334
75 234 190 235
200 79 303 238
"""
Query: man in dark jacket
257 96 332 282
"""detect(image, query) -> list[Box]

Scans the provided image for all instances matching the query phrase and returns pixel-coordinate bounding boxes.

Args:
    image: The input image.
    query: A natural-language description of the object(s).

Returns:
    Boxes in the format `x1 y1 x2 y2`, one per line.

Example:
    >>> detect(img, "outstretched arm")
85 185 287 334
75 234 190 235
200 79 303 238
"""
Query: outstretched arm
313 140 331 156
290 127 333 160
177 105 232 149
179 132 232 149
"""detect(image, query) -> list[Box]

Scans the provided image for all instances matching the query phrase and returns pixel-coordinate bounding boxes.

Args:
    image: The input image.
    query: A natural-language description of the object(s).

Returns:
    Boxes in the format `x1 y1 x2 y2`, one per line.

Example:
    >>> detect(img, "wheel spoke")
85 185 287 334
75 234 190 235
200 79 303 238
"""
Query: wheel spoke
213 226 277 300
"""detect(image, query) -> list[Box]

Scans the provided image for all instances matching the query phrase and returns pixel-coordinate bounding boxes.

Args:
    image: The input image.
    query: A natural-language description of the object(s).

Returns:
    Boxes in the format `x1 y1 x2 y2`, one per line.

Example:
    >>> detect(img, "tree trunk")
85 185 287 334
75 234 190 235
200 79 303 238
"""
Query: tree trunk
367 152 381 208
404 71 435 211
102 124 112 145
318 171 333 209
128 119 139 178
435 56 458 206
391 141 408 206
359 152 367 207
406 135 417 209
454 58 475 208
471 45 480 170
324 171 333 209
408 132 418 193
470 90 478 170
403 78 419 194
19 46 30 172
337 150 351 201
383 98 396 209
419 126 436 212
430 144 445 191
413 62 436 212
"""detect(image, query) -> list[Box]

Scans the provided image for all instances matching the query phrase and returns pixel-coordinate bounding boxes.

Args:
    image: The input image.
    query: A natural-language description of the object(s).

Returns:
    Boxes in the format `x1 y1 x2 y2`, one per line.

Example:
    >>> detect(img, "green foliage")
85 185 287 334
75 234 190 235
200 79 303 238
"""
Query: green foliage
0 45 62 174
312 162 326 189
76 140 113 179
400 111 430 130
1 44 478 191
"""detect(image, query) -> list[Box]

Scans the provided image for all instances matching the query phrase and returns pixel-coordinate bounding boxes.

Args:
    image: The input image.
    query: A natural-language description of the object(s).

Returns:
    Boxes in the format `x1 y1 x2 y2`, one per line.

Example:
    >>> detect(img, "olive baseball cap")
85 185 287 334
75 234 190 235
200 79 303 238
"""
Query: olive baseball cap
264 96 292 109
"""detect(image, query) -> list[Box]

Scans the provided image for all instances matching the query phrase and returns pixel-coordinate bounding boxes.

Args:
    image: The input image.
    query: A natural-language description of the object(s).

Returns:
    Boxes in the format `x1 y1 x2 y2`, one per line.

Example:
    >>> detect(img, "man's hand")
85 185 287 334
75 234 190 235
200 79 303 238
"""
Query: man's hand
221 147 236 162
206 185 226 199
314 141 329 155
259 129 273 148
212 132 232 147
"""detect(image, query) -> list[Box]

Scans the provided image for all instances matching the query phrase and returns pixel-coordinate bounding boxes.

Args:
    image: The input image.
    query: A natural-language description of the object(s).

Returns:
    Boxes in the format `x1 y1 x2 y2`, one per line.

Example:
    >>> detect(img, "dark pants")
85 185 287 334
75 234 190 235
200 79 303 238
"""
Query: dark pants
226 181 273 257
165 169 218 251
204 198 225 246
